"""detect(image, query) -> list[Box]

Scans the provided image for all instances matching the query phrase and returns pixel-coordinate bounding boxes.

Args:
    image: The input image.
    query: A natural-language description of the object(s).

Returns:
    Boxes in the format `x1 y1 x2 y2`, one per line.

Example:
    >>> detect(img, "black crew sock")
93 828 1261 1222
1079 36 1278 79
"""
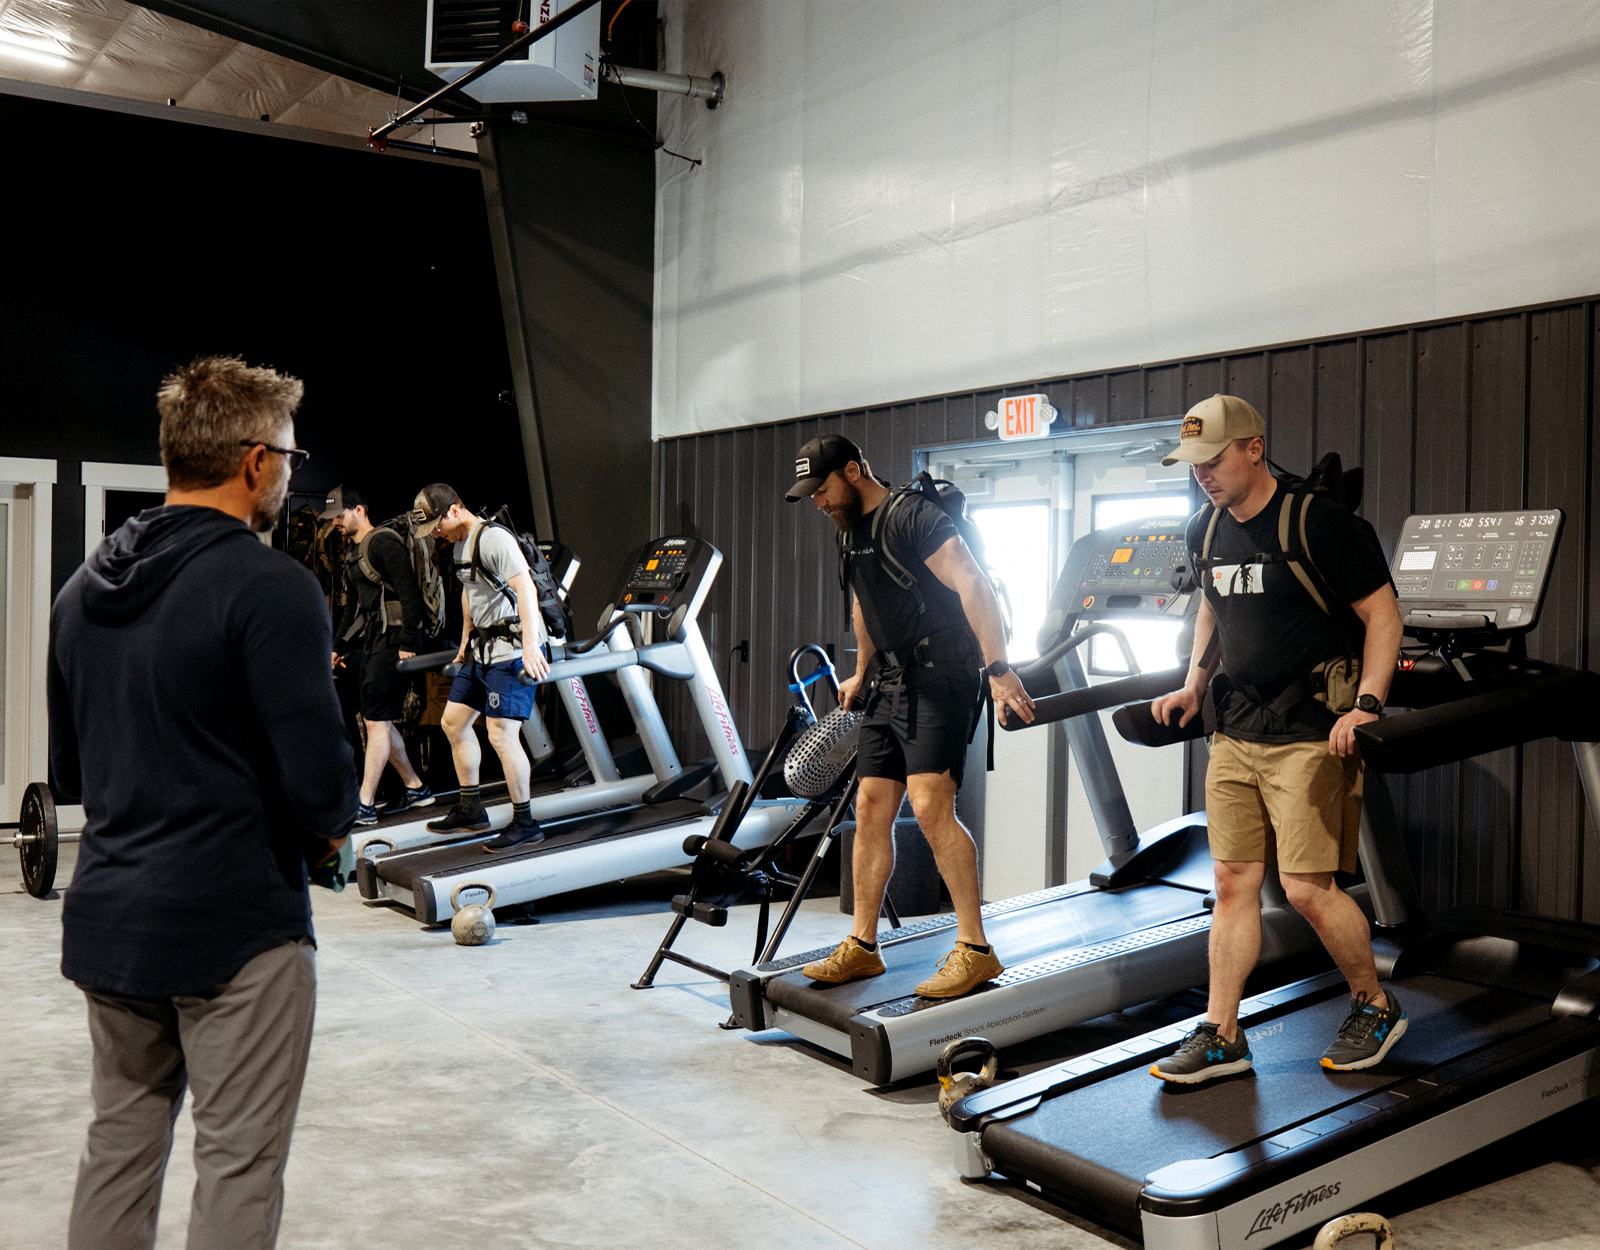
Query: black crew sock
852 936 879 952
512 800 534 825
963 942 992 955
460 784 482 814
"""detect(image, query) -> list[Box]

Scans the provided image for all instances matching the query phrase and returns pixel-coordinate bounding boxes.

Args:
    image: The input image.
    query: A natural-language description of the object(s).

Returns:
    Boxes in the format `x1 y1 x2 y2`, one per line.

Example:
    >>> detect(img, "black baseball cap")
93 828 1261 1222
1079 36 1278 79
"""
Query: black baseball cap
785 434 866 501
320 484 366 519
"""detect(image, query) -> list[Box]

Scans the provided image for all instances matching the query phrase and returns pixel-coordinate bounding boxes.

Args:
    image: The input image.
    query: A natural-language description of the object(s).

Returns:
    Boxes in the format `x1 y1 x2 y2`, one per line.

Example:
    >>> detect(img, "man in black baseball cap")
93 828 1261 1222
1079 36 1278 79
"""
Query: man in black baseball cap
784 434 1034 999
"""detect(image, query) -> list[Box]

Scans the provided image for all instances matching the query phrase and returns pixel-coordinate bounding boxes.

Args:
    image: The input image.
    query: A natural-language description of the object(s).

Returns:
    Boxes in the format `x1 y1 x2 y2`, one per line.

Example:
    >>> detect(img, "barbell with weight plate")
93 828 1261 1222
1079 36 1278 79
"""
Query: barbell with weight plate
4 781 76 899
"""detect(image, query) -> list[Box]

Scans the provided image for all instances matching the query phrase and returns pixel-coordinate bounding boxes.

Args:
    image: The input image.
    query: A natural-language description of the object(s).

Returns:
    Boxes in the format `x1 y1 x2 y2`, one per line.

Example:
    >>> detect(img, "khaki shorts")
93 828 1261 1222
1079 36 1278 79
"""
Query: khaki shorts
1206 733 1362 874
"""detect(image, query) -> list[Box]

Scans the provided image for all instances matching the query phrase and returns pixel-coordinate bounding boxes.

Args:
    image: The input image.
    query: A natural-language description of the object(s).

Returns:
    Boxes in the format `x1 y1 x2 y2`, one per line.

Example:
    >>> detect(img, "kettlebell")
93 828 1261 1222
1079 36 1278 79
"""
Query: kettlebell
450 882 497 946
1313 1213 1394 1250
936 1036 999 1121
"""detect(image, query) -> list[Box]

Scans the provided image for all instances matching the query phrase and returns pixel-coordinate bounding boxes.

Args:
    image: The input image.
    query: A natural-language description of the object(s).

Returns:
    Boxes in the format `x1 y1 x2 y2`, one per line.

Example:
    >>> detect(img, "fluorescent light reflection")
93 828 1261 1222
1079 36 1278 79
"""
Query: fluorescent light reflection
0 41 70 68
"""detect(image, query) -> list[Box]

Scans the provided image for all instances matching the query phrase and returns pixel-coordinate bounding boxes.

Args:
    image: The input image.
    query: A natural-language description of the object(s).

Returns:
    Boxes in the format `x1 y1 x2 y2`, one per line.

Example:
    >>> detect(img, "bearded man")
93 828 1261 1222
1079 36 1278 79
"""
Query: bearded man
784 434 1032 999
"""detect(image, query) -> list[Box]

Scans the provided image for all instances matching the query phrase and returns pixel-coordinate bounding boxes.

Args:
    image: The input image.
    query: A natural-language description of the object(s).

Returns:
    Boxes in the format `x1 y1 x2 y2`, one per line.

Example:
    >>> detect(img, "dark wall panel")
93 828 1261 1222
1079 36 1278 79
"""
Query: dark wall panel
658 295 1600 924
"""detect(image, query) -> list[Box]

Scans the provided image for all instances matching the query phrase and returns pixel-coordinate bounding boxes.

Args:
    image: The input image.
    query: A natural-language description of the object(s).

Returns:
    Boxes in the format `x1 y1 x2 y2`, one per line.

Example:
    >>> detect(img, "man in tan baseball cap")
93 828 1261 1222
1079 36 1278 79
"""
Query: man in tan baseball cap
1161 394 1267 466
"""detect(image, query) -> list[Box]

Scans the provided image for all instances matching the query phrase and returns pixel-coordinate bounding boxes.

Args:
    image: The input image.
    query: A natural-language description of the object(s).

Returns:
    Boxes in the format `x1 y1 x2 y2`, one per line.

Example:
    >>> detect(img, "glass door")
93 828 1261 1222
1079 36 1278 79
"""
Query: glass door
916 424 1194 899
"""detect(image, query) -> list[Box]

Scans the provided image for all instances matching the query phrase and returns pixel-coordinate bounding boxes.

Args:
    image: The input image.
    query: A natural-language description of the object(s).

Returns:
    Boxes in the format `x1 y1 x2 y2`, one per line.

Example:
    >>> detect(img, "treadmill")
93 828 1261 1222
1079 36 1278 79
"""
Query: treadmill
948 508 1600 1250
356 535 806 925
352 542 666 860
726 519 1389 1084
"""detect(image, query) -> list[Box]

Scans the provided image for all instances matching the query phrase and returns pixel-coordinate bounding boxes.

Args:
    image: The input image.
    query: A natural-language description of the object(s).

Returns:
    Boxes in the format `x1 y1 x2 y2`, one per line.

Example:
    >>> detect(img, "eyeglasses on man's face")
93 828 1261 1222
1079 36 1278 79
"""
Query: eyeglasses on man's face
240 440 310 471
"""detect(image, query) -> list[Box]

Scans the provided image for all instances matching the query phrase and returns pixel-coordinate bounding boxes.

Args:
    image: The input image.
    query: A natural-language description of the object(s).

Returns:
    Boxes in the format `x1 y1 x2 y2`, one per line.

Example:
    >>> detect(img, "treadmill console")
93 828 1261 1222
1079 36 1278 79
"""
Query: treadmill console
537 541 580 600
1392 510 1562 634
1047 515 1193 619
615 536 716 613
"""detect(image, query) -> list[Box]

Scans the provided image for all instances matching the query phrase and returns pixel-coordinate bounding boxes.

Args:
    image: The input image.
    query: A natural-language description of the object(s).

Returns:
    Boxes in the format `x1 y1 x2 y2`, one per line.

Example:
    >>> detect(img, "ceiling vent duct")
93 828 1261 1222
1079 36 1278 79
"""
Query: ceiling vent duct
425 0 598 102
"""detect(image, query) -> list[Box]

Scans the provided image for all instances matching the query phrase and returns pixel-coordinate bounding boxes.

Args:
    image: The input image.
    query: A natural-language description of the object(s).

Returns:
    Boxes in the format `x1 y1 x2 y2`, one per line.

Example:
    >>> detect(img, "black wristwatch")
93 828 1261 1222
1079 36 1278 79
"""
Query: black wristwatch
983 660 1011 680
1354 693 1383 716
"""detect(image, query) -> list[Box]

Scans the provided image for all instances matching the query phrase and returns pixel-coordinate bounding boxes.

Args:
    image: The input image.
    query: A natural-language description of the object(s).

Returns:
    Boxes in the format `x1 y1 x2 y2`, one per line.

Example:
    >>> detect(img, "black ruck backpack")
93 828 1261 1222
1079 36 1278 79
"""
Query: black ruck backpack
464 506 575 644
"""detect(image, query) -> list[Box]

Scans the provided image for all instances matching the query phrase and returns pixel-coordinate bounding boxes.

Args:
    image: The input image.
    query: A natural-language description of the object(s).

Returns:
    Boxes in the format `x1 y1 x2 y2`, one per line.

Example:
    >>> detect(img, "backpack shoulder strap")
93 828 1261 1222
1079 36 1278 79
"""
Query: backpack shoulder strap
1276 488 1341 616
870 487 924 596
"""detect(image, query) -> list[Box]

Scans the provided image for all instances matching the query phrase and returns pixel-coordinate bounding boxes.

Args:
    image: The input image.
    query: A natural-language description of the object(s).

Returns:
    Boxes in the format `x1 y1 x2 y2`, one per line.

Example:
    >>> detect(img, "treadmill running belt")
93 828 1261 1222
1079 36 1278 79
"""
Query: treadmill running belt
983 974 1553 1230
374 798 707 890
766 884 1206 1032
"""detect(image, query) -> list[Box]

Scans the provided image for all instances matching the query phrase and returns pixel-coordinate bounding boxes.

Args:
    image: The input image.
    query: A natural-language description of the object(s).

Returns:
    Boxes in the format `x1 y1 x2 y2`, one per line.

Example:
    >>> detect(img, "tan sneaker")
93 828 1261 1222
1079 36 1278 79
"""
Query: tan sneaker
915 943 1004 998
801 936 886 983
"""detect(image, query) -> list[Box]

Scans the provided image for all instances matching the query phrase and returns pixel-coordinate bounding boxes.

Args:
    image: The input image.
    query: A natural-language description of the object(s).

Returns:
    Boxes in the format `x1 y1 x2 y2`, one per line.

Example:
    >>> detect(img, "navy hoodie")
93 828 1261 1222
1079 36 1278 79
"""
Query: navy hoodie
50 505 357 997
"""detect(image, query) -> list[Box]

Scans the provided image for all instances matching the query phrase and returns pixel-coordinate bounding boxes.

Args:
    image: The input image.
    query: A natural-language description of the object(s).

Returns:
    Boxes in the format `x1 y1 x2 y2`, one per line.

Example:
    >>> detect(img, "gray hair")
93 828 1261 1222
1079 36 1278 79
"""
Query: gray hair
157 356 304 490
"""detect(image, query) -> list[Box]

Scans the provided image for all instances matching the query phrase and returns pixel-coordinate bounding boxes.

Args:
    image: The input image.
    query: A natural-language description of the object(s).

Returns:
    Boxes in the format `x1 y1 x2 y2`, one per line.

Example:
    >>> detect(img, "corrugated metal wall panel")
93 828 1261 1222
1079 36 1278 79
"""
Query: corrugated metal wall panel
656 295 1600 922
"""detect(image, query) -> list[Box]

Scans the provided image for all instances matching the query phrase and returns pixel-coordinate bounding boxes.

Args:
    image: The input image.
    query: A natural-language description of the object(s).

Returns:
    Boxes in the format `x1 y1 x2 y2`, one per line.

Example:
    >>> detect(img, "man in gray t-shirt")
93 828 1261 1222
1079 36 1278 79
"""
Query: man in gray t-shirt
412 482 552 850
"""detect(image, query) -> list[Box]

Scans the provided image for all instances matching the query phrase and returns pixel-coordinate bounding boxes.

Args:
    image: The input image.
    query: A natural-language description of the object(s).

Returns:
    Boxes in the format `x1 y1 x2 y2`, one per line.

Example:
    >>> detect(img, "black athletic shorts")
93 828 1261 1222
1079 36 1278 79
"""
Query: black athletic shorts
856 667 980 788
360 645 412 723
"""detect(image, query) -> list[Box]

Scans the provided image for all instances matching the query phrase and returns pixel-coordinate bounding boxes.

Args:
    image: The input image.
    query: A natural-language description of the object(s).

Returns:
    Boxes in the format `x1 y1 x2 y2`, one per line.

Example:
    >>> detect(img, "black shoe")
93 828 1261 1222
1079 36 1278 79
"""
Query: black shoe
1321 990 1407 1071
483 819 545 852
1150 1021 1253 1084
396 783 435 811
426 804 490 835
354 803 380 826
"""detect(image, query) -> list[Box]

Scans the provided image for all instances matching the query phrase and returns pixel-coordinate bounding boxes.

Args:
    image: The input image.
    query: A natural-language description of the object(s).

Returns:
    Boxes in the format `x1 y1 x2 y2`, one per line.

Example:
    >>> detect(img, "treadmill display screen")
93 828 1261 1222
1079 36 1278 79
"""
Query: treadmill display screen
626 541 693 593
1391 510 1562 631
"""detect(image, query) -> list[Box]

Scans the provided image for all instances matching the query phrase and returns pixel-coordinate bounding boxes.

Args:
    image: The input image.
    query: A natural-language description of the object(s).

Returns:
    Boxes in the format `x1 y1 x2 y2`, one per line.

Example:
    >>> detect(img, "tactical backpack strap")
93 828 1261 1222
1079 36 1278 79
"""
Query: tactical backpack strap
356 529 406 629
870 488 926 607
1276 489 1335 615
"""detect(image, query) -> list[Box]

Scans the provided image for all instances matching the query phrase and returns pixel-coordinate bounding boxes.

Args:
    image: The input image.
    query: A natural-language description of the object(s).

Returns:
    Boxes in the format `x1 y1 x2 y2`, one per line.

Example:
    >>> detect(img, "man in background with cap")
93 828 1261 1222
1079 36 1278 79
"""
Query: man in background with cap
412 483 552 850
787 435 1035 999
326 485 432 825
1149 394 1405 1084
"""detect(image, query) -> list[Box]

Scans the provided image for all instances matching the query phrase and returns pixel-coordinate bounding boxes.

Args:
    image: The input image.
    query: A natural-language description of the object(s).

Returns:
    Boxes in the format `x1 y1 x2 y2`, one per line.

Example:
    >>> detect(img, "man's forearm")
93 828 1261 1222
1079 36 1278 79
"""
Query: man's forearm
458 589 472 654
851 598 876 675
1184 601 1219 694
958 579 1010 667
1358 613 1402 705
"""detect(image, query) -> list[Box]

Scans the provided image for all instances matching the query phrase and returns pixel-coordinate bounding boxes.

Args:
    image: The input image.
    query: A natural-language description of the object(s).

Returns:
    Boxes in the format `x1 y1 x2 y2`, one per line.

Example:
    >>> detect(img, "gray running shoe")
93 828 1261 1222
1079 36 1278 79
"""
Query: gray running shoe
426 803 490 835
1321 990 1407 1071
1150 1021 1253 1084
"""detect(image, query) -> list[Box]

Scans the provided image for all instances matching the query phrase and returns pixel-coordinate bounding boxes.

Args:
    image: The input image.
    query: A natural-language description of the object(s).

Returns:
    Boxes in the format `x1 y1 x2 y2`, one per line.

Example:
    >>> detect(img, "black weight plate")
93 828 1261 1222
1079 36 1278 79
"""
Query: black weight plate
19 781 58 898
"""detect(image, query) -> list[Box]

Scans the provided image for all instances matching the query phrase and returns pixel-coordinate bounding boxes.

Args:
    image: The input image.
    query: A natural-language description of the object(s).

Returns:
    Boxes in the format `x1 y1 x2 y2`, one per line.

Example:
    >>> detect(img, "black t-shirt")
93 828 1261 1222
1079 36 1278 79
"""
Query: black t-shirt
1189 484 1391 742
849 492 976 672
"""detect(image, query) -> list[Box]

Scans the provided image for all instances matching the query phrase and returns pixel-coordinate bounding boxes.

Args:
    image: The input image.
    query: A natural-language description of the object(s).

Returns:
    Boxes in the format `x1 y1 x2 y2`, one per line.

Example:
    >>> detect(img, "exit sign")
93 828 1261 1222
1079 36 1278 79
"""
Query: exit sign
985 393 1058 441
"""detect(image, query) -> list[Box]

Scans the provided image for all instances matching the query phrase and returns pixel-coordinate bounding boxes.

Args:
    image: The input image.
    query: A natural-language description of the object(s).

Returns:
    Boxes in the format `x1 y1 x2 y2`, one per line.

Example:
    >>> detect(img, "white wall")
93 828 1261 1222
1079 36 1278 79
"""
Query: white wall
654 0 1600 438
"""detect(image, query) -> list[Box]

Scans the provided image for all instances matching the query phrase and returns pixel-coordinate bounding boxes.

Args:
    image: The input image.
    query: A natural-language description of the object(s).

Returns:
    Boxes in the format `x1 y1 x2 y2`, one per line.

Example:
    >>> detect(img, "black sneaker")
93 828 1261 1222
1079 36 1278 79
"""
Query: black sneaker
426 804 491 835
395 783 435 811
482 819 545 853
354 803 380 827
1321 990 1407 1071
1150 1021 1253 1084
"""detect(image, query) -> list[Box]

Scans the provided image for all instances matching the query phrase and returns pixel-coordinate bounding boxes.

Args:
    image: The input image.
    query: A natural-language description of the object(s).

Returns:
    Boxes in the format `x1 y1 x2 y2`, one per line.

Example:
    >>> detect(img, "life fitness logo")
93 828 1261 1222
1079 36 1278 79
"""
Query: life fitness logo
1246 1182 1342 1239
706 683 742 759
569 677 599 737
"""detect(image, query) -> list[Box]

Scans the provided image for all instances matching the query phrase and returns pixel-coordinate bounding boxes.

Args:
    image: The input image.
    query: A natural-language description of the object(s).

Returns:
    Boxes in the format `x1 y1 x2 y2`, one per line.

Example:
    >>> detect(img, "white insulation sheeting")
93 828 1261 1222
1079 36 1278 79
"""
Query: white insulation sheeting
652 0 1600 438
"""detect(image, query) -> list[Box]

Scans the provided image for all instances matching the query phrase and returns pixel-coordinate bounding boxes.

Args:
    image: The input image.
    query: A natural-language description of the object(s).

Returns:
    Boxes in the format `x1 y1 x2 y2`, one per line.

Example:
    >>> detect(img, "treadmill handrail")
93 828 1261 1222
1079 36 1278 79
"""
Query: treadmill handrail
1019 621 1141 685
1002 666 1185 732
1354 663 1600 773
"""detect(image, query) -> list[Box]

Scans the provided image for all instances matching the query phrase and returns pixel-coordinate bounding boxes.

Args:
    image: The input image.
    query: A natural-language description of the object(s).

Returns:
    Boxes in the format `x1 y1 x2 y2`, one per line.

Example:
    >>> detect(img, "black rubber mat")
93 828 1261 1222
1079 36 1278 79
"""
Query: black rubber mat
373 798 706 890
984 973 1553 1227
765 883 1206 1031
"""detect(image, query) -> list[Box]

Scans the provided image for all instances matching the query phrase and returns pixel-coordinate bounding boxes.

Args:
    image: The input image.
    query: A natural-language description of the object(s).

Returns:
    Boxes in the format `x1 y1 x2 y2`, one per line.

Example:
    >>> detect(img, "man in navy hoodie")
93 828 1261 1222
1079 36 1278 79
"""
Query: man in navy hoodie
49 355 357 1250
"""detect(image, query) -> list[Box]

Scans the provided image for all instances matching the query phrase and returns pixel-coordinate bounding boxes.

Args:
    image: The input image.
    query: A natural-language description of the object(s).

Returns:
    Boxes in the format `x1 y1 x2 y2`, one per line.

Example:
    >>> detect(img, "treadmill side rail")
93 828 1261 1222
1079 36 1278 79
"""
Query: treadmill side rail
1139 1041 1600 1249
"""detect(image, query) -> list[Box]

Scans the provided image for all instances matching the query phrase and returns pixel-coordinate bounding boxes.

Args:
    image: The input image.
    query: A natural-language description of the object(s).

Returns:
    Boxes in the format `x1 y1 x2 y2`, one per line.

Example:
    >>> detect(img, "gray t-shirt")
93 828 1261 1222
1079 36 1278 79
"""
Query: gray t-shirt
455 521 543 662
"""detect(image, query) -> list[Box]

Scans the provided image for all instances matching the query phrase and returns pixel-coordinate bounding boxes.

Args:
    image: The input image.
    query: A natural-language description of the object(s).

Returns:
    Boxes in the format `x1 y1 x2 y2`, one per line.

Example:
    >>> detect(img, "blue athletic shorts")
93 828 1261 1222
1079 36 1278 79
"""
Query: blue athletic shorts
448 656 538 721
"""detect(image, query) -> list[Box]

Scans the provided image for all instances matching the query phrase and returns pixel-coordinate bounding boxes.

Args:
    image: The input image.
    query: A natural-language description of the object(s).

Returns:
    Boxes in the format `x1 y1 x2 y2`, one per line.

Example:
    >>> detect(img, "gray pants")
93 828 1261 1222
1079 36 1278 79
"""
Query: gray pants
68 938 317 1250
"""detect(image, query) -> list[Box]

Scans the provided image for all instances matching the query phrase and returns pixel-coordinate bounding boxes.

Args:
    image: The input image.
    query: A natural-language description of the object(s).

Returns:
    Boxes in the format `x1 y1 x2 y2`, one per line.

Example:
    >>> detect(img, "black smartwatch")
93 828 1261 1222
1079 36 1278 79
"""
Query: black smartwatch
1354 693 1383 716
982 660 1011 680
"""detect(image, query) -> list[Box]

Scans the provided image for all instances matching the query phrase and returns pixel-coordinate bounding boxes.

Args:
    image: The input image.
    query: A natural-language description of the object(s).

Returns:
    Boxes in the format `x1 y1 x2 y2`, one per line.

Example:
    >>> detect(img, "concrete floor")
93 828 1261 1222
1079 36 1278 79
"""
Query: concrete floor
6 843 1600 1250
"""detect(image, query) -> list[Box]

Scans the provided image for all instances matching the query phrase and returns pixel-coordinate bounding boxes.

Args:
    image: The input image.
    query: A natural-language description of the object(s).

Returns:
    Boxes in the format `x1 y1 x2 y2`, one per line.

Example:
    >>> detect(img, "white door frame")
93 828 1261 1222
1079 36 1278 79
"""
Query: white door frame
82 461 167 560
0 456 56 817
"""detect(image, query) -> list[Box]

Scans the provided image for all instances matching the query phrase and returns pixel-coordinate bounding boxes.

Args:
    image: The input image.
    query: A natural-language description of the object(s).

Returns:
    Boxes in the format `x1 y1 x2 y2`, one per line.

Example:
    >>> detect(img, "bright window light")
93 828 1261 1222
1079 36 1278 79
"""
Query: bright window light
970 503 1051 662
1087 491 1193 676
0 28 71 67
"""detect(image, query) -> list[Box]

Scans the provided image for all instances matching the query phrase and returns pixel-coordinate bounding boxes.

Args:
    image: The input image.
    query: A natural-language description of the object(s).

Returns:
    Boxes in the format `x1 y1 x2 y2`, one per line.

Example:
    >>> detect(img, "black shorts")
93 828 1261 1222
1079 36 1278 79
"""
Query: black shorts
856 668 980 788
360 646 412 723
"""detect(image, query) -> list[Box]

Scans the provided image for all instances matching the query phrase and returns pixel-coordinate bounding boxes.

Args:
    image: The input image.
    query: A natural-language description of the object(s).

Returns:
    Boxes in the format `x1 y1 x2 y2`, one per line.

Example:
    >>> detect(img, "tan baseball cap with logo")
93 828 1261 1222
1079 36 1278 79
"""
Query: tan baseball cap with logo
1161 394 1266 465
